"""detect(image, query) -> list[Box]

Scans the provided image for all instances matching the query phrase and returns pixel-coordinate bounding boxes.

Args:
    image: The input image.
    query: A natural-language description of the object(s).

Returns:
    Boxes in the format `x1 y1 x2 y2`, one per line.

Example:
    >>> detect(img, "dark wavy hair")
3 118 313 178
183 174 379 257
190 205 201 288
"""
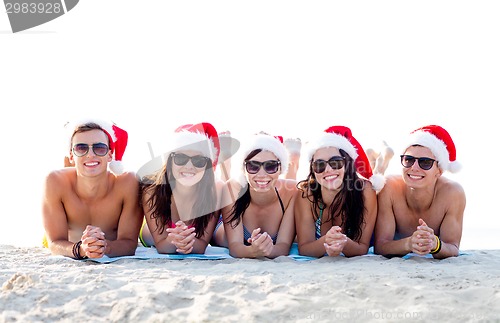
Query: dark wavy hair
226 149 263 228
296 149 366 241
140 153 217 238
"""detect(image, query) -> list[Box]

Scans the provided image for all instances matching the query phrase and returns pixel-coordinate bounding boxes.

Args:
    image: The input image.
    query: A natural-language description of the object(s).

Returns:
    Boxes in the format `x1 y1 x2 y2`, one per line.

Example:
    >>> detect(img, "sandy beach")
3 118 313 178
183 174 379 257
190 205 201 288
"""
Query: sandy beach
1 244 499 323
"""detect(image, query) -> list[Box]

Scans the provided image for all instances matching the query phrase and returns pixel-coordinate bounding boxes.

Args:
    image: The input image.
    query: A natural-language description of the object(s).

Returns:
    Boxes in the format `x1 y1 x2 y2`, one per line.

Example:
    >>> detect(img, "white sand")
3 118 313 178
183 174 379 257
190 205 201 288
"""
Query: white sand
1 245 499 322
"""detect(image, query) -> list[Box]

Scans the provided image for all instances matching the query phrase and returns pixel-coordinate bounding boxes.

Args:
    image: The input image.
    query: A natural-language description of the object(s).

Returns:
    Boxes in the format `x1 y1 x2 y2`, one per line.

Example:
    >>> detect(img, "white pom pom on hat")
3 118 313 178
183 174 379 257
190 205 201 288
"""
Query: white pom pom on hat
306 125 385 192
404 125 461 173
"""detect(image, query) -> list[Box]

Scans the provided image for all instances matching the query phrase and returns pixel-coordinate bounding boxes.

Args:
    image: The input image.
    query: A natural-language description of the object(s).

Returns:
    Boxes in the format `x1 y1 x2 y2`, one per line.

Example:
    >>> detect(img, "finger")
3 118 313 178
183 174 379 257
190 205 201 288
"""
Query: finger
251 228 262 238
166 227 184 235
254 232 269 244
333 226 343 233
86 249 104 258
177 246 194 254
180 227 196 236
180 232 196 244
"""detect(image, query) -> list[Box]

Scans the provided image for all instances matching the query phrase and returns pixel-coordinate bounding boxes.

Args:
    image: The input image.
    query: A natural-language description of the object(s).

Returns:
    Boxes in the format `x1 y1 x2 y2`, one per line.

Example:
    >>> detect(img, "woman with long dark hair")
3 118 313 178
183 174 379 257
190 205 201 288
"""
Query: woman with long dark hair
295 126 385 257
212 133 297 258
139 122 227 254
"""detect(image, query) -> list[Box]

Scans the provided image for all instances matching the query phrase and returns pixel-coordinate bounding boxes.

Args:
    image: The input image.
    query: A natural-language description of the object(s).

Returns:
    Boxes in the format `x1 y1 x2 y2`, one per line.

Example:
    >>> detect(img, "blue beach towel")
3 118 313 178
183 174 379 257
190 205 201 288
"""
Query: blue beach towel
82 243 316 263
65 244 466 263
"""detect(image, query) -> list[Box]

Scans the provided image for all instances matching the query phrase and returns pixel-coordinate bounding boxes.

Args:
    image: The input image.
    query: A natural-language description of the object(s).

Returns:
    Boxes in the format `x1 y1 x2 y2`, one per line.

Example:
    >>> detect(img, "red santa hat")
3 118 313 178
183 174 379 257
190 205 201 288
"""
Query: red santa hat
307 126 385 191
170 122 220 168
405 125 461 173
66 118 128 175
239 132 289 175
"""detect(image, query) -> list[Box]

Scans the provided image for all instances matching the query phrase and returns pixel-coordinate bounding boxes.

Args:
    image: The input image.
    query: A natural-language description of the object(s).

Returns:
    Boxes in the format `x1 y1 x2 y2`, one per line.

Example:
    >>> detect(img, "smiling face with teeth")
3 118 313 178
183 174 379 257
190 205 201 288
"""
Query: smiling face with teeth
402 145 442 189
311 146 345 192
171 150 207 188
245 150 281 192
70 129 112 176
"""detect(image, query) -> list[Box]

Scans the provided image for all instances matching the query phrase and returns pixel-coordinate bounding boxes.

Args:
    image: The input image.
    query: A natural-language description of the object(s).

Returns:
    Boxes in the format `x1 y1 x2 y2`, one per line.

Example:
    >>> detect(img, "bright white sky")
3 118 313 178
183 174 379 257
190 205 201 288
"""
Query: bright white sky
1 1 499 249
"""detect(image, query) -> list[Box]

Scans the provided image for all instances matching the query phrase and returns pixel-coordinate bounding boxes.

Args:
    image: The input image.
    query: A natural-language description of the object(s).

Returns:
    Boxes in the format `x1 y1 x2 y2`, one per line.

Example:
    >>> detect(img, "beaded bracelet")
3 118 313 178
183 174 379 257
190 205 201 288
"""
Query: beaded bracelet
72 240 88 260
430 235 442 254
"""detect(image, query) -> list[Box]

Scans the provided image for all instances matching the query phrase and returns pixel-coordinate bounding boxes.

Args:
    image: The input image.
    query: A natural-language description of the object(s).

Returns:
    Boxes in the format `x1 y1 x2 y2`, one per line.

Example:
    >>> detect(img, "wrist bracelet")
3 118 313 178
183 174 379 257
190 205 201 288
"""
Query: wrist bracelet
430 235 442 254
72 240 88 260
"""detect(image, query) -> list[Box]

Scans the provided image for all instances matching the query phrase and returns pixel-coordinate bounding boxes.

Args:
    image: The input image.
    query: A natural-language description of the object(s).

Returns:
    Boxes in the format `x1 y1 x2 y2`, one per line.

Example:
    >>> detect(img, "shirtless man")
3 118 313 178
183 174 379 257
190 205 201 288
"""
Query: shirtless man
42 120 142 259
374 125 465 259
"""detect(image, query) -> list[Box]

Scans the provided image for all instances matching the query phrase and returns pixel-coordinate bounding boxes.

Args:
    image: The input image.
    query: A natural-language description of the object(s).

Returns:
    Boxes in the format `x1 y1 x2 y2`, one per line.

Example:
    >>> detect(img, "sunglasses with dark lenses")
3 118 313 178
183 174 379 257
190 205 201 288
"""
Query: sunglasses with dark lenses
171 153 209 168
244 160 281 174
400 155 436 170
72 143 110 157
312 156 346 173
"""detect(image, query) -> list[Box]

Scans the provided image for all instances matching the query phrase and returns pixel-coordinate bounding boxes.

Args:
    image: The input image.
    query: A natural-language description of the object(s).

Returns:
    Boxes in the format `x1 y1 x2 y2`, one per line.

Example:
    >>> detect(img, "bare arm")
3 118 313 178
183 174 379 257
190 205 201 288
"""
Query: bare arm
42 171 75 258
373 177 411 256
432 183 466 259
268 190 296 258
222 204 270 258
142 190 178 254
341 183 377 257
103 172 142 257
294 190 329 257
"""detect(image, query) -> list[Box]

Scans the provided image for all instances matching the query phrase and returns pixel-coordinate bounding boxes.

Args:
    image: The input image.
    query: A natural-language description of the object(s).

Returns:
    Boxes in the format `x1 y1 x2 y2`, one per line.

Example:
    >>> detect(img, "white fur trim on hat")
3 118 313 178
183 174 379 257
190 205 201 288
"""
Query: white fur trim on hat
405 131 461 173
171 130 218 162
307 132 358 161
239 133 289 175
369 174 386 192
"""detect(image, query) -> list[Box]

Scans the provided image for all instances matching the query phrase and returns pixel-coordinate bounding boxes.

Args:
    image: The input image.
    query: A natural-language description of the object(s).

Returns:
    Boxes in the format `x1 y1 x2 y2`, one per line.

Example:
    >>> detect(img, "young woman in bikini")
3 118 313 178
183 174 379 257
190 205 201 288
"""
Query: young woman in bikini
139 122 228 254
294 126 385 258
212 132 297 258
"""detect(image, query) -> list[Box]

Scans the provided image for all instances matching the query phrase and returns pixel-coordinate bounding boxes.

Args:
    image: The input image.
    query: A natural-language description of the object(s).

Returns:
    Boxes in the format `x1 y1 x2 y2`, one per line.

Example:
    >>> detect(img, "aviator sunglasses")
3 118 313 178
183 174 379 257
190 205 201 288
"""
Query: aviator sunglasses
244 160 281 174
72 143 109 157
400 155 436 170
312 156 346 173
171 153 209 168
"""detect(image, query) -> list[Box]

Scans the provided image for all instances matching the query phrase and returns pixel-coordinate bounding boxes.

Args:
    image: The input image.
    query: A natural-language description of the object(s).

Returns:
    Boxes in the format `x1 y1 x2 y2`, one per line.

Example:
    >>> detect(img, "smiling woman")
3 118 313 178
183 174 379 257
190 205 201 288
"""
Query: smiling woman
138 122 229 255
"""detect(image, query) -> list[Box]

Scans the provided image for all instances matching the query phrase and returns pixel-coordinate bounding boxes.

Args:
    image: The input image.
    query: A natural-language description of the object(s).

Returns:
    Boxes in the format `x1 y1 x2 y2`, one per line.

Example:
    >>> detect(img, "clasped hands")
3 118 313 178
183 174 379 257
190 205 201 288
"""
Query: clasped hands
323 226 347 257
247 228 274 257
166 221 196 254
408 218 438 255
80 225 107 258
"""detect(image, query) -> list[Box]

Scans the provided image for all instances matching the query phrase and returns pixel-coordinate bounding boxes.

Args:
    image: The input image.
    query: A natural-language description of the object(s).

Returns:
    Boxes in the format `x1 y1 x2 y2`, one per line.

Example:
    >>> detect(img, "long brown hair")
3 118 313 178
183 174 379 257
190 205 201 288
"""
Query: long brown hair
140 153 218 238
297 149 366 241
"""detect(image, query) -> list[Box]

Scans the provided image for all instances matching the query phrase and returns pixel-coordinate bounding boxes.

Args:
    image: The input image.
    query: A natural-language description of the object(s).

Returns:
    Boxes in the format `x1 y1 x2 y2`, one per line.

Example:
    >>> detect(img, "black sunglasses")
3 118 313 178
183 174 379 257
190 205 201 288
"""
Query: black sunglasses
312 156 346 173
171 153 209 168
72 143 109 157
400 155 436 170
244 160 281 174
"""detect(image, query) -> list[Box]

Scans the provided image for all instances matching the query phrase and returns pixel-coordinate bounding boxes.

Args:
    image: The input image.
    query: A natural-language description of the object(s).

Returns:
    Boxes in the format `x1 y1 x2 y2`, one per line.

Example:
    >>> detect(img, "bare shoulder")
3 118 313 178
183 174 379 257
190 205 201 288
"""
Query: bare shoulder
378 175 403 193
376 175 405 204
114 171 139 183
214 178 228 193
113 171 140 192
44 168 75 187
277 178 298 193
437 176 465 198
361 179 377 198
293 183 310 204
226 178 245 191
